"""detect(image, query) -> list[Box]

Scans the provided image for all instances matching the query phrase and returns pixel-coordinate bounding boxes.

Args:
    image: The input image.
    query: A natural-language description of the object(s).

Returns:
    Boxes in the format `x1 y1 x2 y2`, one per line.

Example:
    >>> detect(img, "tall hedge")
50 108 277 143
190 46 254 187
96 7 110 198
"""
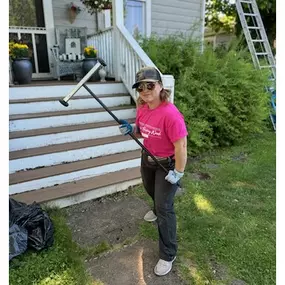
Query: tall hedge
140 35 271 154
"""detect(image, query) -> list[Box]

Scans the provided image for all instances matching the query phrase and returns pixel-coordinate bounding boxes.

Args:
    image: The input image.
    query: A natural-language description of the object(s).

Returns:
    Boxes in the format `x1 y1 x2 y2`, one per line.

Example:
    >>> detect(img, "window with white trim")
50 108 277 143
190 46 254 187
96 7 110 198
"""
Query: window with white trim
124 0 150 37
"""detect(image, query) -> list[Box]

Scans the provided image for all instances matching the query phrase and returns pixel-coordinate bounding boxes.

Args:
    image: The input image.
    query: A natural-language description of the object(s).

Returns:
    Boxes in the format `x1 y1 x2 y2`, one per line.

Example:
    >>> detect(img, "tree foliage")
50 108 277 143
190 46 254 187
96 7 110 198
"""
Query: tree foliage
9 0 37 26
205 0 276 43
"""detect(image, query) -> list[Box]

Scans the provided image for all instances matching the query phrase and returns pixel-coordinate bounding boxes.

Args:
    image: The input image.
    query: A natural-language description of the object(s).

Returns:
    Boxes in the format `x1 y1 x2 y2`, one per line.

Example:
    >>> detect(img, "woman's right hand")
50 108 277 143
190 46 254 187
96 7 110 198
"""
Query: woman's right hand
118 119 133 135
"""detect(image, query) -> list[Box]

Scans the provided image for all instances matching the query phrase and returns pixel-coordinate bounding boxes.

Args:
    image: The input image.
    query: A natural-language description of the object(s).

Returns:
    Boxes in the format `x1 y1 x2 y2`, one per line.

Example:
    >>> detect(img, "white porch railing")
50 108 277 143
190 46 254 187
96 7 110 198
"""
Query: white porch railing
87 27 115 78
116 24 175 102
87 0 175 103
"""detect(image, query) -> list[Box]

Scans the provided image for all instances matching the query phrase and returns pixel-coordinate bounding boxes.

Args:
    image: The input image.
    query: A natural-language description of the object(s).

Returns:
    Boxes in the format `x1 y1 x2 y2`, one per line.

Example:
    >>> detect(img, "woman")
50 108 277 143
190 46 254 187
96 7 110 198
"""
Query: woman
119 66 188 276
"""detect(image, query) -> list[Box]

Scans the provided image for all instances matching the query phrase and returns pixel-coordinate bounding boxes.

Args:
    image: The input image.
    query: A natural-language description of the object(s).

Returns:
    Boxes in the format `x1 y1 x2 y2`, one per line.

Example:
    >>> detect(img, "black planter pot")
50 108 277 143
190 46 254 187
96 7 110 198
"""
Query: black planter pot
12 58 32 84
82 58 100 81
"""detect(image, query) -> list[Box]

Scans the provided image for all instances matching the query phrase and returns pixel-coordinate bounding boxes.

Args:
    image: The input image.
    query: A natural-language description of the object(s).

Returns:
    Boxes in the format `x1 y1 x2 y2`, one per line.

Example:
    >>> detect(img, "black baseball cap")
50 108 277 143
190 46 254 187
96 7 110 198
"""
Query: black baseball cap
132 67 162 89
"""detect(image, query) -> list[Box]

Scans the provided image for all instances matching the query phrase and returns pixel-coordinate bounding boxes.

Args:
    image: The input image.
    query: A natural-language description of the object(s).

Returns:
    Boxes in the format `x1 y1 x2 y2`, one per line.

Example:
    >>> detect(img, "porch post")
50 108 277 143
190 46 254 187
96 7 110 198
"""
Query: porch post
112 0 124 81
42 0 56 77
162 75 175 103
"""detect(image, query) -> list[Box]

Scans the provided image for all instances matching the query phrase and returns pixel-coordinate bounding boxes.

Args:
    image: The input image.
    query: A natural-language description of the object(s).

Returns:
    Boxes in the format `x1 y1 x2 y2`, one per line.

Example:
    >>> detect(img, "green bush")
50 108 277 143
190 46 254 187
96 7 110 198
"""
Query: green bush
140 34 271 154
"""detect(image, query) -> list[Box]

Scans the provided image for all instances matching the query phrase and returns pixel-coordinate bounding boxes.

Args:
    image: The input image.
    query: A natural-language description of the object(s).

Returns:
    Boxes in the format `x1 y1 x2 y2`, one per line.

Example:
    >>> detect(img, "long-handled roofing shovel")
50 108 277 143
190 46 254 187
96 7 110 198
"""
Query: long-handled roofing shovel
58 58 169 174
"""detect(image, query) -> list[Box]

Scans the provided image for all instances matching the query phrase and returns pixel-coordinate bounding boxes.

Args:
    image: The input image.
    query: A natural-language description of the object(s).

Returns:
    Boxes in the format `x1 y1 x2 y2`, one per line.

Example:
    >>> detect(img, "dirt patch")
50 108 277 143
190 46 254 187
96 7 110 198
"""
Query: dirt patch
231 152 248 162
209 257 230 281
86 239 187 285
209 257 248 285
190 171 211 181
64 191 187 284
65 192 150 247
230 280 247 285
205 163 220 169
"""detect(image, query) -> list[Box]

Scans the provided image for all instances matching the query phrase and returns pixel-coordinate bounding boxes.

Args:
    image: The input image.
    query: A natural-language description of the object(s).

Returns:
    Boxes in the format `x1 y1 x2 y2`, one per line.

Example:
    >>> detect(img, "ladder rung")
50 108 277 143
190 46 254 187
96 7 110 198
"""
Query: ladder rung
244 13 257 16
252 39 264 42
260 65 275 69
240 0 253 3
248 26 261 29
256 52 268 55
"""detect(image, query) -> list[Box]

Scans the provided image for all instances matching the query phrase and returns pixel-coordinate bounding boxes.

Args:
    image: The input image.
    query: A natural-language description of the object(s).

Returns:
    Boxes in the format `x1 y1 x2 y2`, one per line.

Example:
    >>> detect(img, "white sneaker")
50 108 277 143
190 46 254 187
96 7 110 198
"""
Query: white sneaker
143 210 157 222
154 257 176 276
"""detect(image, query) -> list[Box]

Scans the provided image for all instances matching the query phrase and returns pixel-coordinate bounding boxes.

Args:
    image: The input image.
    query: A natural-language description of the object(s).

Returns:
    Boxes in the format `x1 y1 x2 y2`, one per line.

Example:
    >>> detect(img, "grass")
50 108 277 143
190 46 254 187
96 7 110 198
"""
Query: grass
135 131 276 285
9 208 95 285
9 131 275 285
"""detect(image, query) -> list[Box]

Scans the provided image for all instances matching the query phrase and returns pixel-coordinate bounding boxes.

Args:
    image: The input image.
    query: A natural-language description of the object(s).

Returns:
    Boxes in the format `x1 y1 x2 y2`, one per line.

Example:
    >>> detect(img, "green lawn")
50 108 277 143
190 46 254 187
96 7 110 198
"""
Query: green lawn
139 131 276 284
9 131 276 285
9 208 93 285
179 131 275 284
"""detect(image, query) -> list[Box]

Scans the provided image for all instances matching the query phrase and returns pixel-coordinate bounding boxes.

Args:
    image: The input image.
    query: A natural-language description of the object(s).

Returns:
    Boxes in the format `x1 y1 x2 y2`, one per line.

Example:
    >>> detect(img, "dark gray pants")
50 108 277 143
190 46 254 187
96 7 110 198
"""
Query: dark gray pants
140 151 178 261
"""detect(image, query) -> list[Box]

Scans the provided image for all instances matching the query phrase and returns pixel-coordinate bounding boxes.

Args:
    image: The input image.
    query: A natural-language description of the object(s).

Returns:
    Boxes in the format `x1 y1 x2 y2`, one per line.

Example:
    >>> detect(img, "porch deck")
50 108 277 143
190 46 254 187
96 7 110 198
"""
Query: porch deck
9 78 118 88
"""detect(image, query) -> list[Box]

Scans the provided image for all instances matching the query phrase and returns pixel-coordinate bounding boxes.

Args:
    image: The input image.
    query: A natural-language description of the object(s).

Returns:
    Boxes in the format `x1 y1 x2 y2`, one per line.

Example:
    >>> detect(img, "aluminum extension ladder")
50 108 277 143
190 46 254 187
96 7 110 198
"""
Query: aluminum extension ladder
235 0 276 130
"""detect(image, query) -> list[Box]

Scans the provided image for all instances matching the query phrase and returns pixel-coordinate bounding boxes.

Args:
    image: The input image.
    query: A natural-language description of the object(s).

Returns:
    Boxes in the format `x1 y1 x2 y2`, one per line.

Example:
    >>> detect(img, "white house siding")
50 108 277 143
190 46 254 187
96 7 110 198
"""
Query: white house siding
151 0 203 39
52 0 97 35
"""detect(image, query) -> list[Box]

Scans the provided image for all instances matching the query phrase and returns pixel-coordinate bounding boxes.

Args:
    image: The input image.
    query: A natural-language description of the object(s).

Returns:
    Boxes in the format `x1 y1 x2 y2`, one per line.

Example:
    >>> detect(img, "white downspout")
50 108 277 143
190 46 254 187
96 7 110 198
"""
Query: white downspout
200 0 206 53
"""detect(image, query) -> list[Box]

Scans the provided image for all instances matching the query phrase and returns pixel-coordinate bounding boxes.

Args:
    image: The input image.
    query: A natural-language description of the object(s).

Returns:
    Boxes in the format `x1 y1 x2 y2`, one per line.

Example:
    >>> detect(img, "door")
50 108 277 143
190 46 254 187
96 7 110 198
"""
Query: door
9 0 54 79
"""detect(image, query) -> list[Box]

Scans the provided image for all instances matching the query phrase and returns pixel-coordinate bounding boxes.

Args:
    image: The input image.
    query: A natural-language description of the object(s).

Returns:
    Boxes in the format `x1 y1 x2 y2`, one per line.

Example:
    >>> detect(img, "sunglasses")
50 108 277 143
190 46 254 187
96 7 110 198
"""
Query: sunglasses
136 82 156 93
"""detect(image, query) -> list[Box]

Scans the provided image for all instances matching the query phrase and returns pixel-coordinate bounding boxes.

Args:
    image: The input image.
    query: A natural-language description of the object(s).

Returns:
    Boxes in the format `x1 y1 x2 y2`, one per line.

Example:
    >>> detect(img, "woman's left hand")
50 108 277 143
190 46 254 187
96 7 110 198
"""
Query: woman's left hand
165 169 184 184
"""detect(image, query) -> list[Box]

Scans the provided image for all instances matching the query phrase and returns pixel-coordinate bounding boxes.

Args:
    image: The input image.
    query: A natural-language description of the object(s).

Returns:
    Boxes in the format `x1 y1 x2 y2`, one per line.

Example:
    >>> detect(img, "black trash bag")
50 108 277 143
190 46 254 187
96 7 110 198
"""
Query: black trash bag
9 224 28 261
9 198 54 251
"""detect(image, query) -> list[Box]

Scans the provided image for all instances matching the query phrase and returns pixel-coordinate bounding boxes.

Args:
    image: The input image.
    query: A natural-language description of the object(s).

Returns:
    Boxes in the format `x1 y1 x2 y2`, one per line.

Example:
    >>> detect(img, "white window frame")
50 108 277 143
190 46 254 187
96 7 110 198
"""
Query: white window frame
145 0 151 37
124 0 151 37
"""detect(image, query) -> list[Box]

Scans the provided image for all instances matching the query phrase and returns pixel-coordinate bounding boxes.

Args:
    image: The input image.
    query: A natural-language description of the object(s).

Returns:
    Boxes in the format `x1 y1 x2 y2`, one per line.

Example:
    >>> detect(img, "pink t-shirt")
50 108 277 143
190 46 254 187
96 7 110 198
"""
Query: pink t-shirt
135 102 188 157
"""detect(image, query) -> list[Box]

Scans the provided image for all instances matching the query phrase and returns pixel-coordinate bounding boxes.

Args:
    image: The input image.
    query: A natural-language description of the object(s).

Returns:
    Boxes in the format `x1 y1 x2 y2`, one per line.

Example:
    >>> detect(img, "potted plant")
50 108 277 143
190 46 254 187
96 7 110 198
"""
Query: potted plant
82 46 100 81
9 41 32 84
67 2 82 24
80 0 112 14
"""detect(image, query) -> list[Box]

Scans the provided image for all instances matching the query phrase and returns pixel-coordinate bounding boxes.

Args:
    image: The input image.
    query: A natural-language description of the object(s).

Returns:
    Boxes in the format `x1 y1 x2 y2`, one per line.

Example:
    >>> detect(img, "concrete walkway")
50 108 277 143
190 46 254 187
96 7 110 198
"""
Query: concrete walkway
65 191 187 285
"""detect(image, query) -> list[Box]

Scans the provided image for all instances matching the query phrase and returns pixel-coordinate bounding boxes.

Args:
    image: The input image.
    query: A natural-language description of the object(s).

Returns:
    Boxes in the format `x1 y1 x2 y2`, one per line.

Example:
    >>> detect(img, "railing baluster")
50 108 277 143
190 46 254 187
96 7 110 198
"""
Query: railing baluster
86 26 174 102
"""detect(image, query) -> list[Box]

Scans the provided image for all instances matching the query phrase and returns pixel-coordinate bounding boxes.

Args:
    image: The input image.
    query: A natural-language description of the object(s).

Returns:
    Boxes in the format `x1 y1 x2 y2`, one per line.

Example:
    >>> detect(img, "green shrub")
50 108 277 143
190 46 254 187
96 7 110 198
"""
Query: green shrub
140 35 271 154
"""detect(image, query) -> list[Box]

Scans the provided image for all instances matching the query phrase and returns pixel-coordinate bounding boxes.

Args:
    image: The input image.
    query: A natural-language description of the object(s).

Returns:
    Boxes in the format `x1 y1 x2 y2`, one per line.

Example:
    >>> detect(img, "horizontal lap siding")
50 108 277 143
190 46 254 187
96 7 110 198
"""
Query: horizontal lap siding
151 0 203 38
52 0 97 35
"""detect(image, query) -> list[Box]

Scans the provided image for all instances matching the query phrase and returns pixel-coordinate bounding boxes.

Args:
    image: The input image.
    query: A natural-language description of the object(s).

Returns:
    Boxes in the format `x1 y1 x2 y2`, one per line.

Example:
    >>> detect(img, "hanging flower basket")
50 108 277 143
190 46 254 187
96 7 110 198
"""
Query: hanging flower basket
67 2 82 23
102 3 112 10
80 0 112 14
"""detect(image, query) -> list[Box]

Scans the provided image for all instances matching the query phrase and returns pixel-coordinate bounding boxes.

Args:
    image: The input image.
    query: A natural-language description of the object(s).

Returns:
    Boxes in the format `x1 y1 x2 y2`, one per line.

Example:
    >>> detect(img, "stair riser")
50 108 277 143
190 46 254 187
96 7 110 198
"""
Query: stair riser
9 109 136 132
9 83 128 100
41 178 142 208
10 97 131 115
10 158 140 195
10 139 143 174
10 126 123 151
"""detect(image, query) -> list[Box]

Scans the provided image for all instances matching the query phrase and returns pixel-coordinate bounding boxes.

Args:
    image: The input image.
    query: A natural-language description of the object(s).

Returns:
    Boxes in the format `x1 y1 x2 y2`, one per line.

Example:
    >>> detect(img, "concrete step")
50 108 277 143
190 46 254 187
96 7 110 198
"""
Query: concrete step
9 94 127 104
9 135 142 173
9 83 141 208
10 167 142 208
10 119 136 139
9 94 131 115
9 82 129 99
9 151 141 195
10 150 141 185
9 106 136 132
9 119 135 151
